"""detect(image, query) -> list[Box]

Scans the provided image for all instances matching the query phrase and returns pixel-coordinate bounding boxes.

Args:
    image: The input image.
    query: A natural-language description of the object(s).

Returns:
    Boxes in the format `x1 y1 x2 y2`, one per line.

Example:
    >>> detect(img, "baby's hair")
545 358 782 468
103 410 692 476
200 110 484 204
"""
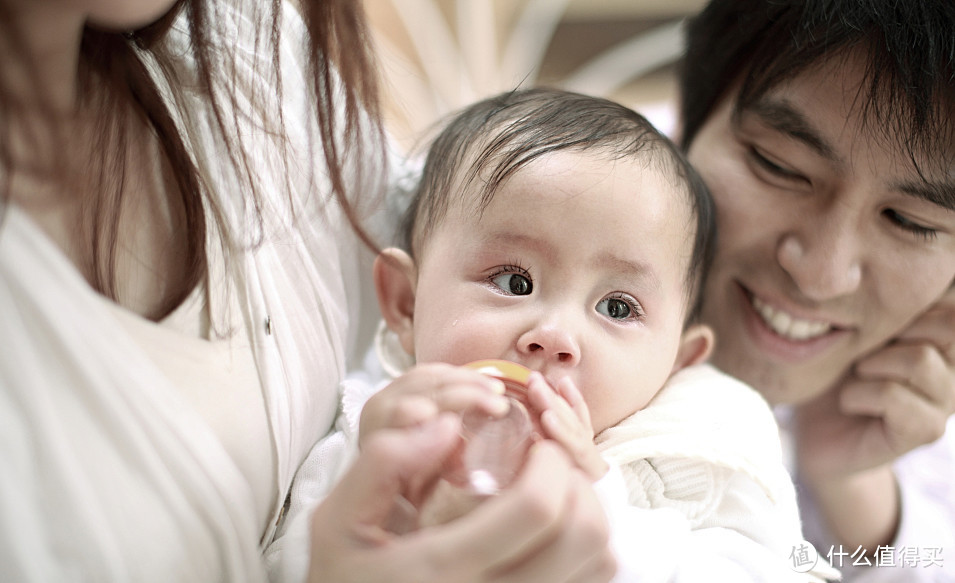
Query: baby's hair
402 87 715 324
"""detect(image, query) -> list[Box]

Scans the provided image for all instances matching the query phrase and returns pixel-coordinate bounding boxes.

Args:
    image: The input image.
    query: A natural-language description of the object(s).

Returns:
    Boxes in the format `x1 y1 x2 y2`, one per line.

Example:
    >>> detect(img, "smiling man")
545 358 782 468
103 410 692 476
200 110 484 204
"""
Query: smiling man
679 1 955 580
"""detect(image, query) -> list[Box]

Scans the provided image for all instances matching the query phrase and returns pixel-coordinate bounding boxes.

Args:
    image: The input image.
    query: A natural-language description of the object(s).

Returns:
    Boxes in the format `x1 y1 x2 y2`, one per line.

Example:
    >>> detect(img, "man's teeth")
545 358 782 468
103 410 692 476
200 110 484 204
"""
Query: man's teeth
751 296 831 340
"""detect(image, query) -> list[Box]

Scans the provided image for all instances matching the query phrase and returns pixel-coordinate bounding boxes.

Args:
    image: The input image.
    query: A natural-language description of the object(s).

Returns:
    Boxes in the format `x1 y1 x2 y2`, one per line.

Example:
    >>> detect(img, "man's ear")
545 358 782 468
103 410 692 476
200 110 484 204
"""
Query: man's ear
672 323 715 374
373 247 418 357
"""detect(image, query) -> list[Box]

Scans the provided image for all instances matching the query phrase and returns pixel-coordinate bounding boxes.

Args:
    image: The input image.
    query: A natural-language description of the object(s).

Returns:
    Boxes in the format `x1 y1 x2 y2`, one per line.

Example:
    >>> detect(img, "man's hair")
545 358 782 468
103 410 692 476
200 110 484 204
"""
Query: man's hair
402 87 715 323
679 0 955 171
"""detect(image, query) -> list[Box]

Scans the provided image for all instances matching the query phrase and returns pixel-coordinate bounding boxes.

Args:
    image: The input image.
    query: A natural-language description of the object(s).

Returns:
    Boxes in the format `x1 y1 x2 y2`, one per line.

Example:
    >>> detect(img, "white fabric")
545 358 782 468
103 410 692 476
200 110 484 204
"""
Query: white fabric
263 351 386 583
789 414 955 583
110 229 276 530
597 364 792 505
272 324 838 582
595 364 838 582
0 0 381 580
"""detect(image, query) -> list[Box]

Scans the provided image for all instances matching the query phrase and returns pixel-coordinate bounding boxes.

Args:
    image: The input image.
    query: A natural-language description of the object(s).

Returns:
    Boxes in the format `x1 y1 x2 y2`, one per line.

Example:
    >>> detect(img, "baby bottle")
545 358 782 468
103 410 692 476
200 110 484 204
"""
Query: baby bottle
387 359 536 532
447 359 536 495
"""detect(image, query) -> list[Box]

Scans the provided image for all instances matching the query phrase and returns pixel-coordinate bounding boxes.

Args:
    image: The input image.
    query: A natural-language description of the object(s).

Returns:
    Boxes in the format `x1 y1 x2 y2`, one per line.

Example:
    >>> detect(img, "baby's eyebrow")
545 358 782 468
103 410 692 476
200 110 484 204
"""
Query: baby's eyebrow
482 232 557 261
594 252 660 292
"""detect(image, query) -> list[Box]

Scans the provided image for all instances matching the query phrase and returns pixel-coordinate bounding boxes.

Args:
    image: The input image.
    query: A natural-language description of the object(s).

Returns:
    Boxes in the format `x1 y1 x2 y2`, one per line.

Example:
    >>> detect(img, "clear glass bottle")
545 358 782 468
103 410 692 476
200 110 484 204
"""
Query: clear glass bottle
448 360 535 495
387 360 536 532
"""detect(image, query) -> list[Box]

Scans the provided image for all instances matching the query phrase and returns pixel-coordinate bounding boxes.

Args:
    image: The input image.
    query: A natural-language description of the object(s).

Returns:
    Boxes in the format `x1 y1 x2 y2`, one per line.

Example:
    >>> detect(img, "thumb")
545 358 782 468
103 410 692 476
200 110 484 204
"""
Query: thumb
330 413 462 531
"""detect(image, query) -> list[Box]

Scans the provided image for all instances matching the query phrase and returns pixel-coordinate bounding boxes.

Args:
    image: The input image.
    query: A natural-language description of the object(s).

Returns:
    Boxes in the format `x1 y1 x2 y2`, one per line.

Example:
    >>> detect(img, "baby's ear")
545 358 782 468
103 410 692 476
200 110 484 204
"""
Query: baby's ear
373 248 418 357
672 323 714 374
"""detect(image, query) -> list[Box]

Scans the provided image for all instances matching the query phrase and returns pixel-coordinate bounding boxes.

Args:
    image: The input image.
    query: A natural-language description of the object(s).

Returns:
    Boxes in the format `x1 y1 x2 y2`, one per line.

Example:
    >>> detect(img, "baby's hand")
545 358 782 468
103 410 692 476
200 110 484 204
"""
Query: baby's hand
359 363 509 447
526 372 609 481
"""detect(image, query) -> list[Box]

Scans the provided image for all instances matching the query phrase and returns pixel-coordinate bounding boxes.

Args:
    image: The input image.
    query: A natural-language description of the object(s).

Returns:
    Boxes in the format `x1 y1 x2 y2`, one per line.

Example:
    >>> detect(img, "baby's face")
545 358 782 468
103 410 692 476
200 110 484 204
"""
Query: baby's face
410 150 697 433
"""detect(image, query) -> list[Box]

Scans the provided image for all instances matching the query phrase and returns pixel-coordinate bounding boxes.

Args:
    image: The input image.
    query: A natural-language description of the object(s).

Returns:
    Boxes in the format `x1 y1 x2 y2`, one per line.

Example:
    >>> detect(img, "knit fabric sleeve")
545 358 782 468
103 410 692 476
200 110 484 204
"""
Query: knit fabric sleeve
598 364 840 582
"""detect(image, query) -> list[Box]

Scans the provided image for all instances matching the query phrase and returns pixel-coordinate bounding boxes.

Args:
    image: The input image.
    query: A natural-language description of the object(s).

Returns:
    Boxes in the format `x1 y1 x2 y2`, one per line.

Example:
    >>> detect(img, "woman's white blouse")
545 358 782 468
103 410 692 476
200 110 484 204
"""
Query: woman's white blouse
0 1 381 580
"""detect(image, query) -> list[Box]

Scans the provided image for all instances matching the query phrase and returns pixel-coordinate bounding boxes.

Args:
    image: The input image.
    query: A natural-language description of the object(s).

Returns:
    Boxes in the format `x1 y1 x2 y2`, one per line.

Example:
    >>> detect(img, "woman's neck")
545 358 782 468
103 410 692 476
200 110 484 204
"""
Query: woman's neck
4 6 197 321
4 2 86 112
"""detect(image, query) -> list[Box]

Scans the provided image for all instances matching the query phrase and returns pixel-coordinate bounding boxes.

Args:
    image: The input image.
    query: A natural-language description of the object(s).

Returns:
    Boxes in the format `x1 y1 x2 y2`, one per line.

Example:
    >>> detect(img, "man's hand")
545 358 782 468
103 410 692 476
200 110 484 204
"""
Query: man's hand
794 286 955 551
797 287 955 480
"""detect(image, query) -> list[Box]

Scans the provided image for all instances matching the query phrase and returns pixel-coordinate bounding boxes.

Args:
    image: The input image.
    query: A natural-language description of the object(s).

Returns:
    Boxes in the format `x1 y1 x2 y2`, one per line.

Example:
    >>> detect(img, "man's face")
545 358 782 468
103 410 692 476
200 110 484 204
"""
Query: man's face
409 150 697 434
688 51 955 405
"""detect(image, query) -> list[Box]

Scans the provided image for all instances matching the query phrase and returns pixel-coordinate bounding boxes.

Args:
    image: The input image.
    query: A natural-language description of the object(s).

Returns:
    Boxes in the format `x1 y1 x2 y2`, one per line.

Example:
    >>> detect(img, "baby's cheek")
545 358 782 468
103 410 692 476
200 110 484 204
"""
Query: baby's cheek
415 322 496 366
588 376 658 434
581 383 616 436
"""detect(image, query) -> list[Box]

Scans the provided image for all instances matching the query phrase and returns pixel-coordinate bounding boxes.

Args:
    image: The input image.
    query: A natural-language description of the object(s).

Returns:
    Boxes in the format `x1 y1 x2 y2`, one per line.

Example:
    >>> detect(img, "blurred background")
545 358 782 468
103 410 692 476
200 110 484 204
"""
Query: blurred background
365 0 708 152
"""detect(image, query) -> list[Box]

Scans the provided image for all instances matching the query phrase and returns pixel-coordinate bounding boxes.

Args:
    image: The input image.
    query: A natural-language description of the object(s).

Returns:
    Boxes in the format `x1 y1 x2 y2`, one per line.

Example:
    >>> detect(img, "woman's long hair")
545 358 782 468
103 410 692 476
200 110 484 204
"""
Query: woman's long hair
0 0 384 320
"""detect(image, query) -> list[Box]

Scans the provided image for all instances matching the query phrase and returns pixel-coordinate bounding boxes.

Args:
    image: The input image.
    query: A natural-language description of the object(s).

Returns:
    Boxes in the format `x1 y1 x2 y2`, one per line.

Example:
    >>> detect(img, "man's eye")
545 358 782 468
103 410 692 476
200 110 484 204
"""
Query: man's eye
596 295 641 321
883 209 938 241
491 272 533 295
749 147 809 184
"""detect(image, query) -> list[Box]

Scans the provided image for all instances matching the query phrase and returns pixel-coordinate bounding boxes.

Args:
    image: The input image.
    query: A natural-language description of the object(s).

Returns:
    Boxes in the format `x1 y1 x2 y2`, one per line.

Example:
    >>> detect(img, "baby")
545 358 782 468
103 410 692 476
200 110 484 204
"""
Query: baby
276 88 837 582
364 88 837 581
367 87 717 484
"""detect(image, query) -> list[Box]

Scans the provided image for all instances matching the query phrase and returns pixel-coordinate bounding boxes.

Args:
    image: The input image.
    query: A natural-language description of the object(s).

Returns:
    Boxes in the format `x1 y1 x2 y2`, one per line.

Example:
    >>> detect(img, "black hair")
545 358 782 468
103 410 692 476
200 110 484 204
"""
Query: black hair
679 0 955 174
403 87 715 324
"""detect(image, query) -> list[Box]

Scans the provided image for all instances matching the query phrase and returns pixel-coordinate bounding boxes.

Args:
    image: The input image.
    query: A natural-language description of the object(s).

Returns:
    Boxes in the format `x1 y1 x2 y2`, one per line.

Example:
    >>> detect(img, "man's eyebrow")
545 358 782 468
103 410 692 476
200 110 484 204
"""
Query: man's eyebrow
744 97 839 162
896 180 955 212
741 97 955 213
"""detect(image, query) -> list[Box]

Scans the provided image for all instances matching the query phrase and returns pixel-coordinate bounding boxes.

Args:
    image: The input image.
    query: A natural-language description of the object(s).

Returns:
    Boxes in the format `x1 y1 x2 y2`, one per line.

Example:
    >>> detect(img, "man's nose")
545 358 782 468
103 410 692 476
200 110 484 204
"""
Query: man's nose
777 207 862 301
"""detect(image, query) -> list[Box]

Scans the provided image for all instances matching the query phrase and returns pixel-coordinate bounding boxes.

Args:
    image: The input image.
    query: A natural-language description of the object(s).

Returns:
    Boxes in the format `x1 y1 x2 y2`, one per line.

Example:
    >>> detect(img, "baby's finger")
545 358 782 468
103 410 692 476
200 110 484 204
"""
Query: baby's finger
525 371 555 411
527 373 580 430
540 409 576 446
555 377 593 431
539 409 607 481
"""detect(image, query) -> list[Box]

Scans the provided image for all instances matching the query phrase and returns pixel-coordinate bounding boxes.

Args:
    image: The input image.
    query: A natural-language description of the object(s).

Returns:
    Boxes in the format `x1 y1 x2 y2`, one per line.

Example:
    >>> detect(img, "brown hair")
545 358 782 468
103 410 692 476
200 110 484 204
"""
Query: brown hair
0 0 384 320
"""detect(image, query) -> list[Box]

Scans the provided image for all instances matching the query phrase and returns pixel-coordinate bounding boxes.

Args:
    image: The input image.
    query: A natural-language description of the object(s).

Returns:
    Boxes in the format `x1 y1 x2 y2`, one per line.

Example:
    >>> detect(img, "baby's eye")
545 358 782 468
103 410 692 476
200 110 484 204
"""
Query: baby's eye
490 271 533 295
596 294 642 321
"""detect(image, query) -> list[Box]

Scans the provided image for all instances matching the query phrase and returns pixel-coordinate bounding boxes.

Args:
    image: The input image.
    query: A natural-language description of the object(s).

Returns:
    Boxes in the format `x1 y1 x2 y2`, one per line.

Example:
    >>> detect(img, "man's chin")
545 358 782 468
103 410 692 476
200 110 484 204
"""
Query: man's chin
711 353 835 406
